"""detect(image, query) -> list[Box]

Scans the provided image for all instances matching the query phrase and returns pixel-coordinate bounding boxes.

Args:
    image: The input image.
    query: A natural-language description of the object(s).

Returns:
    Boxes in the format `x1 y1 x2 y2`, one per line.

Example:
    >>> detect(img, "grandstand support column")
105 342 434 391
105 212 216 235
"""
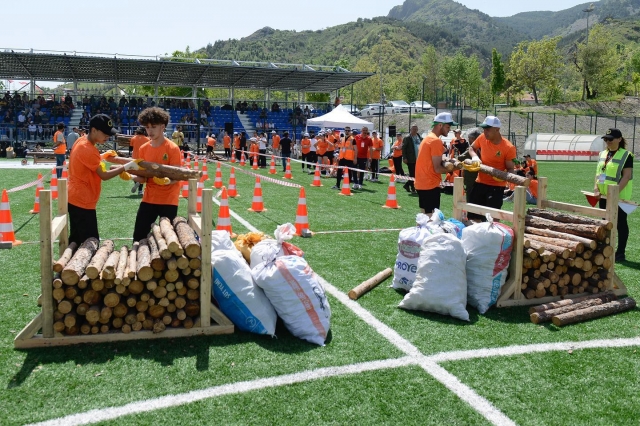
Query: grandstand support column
30 79 35 100
154 84 158 101
196 96 201 154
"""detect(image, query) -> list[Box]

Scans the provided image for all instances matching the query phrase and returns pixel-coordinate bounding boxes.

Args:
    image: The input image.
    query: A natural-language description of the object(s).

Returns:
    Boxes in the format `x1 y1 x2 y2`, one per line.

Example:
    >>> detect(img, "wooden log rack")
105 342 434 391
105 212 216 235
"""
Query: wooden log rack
14 179 233 348
451 176 627 308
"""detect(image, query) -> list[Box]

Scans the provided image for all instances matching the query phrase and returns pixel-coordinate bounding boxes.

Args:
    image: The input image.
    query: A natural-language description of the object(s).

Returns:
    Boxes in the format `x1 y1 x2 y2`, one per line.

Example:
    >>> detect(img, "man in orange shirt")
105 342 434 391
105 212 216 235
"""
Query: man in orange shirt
415 112 455 215
370 130 384 182
523 154 538 175
391 133 405 176
132 107 182 242
53 122 67 178
206 133 216 159
300 132 312 172
332 127 356 189
271 130 280 156
468 116 516 220
68 114 137 245
233 132 240 159
223 131 231 160
129 127 150 195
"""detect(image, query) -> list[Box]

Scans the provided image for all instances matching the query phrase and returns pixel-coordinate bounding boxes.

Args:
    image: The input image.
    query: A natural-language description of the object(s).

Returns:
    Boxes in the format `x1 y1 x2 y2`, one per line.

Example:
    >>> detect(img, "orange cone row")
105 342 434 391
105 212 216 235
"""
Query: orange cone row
30 174 44 214
269 156 277 174
50 167 58 200
311 164 322 187
382 174 400 209
227 167 238 198
284 158 293 179
216 186 236 238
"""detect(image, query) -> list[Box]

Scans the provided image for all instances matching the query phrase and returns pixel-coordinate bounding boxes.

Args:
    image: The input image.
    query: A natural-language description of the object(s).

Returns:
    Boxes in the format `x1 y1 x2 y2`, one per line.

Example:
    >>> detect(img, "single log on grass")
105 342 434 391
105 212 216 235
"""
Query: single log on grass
348 268 393 300
530 294 618 324
172 216 201 258
527 208 613 231
463 160 530 187
61 238 99 285
147 234 166 271
525 216 606 241
136 239 154 282
101 250 121 280
528 291 617 314
53 242 78 273
114 246 129 285
109 156 202 181
85 240 115 279
552 298 636 326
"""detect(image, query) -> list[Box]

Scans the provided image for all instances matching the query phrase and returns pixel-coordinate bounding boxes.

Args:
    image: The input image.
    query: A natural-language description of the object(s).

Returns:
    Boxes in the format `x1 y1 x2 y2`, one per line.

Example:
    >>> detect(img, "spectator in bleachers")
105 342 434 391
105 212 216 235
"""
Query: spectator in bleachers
203 98 211 115
82 95 90 108
28 120 36 140
36 124 44 140
129 97 137 110
241 100 248 113
271 102 280 112
251 102 259 111
221 102 232 111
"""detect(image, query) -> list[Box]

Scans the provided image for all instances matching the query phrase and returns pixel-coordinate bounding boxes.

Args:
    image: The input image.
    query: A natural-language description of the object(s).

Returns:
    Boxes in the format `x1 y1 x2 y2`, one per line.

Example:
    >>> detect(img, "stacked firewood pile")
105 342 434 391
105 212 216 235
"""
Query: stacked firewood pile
521 208 615 299
52 217 202 335
529 291 636 326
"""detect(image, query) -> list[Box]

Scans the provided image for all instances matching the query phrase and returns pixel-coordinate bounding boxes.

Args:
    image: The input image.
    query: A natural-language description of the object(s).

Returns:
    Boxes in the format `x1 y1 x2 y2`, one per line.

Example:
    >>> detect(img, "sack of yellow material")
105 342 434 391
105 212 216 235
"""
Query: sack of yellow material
234 231 269 263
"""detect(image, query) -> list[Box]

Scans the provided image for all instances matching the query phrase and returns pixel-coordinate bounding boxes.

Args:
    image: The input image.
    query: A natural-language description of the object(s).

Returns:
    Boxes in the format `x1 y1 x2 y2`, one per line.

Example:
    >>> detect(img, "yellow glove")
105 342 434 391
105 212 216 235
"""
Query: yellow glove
152 176 171 186
100 150 118 160
463 161 481 173
99 161 107 172
119 171 131 181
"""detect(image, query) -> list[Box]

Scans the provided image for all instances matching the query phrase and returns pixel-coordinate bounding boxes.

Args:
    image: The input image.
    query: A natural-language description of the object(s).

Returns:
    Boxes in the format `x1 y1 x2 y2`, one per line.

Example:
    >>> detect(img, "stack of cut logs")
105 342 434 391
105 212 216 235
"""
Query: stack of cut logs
521 208 615 299
52 216 202 335
529 291 636 326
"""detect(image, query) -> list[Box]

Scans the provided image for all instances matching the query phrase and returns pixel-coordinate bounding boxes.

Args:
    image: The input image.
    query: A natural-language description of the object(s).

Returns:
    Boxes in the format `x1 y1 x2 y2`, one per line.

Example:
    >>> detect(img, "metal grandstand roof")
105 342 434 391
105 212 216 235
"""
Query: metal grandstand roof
0 50 372 92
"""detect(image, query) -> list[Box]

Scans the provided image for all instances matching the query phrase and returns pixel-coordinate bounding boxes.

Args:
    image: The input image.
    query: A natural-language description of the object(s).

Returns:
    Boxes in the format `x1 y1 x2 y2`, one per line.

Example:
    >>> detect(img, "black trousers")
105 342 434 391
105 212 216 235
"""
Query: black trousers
600 198 629 255
370 159 379 179
336 158 355 187
133 202 178 242
403 162 415 191
468 182 505 221
68 203 99 246
259 149 267 167
356 158 368 185
392 156 405 175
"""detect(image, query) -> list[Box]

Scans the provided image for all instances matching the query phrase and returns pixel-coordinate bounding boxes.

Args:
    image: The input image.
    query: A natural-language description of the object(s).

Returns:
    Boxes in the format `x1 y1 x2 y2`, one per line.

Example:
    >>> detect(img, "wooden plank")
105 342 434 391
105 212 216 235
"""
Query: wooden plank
188 179 197 217
58 179 69 253
605 185 619 292
39 190 54 338
452 177 464 220
188 216 202 236
50 215 68 241
14 313 43 343
511 187 526 300
541 200 605 218
210 303 234 326
13 325 234 349
200 188 212 327
456 201 514 222
537 177 547 209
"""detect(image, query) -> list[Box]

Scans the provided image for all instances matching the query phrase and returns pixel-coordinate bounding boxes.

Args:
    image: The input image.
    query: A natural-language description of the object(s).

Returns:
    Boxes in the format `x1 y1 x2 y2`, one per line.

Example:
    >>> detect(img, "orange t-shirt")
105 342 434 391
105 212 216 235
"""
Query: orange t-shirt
223 135 231 149
415 132 445 191
371 137 383 160
234 136 240 149
529 179 539 199
339 137 355 161
272 134 280 150
525 159 538 175
207 137 215 147
53 130 66 154
130 135 150 158
316 140 328 156
326 140 335 152
472 134 517 187
139 138 181 206
68 137 102 209
301 138 311 154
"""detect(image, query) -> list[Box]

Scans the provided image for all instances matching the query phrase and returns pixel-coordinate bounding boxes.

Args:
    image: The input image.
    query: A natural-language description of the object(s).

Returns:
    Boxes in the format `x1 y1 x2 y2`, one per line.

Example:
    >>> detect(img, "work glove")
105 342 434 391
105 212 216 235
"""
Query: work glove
124 159 144 171
99 161 107 172
100 150 118 160
152 176 171 186
119 171 131 181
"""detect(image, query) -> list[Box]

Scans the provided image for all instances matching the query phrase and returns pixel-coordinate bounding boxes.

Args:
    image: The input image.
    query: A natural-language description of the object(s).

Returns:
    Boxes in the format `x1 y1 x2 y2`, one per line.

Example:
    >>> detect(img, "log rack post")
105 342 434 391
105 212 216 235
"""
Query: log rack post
58 179 69 253
39 189 54 338
200 188 212 327
604 185 619 291
452 177 464 220
188 179 197 217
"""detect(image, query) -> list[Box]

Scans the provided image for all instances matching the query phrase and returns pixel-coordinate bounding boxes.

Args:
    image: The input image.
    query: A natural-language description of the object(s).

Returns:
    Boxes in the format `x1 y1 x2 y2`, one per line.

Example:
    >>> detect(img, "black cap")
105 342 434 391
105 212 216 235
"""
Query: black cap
89 114 117 136
602 128 622 140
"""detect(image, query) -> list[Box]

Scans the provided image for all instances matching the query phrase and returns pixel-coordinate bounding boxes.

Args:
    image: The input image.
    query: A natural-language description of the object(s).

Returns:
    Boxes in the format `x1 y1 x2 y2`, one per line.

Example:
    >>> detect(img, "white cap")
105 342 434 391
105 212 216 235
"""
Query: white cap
479 116 501 128
432 112 458 126
249 137 257 142
233 131 238 134
303 132 309 137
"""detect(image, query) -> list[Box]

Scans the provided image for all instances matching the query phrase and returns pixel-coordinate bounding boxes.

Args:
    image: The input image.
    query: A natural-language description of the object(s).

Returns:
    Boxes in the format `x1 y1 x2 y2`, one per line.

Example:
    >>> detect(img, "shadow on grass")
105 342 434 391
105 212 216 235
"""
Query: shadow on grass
617 259 640 270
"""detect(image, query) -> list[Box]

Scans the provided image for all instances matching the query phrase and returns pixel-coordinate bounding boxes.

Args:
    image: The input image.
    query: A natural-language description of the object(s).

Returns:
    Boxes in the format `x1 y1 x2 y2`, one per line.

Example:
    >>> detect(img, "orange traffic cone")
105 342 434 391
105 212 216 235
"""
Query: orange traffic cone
382 175 400 209
269 156 277 174
196 177 204 213
240 151 246 167
388 158 396 174
202 161 209 181
247 176 266 212
311 164 322 187
294 187 310 236
231 152 236 164
0 189 22 246
216 186 236 238
62 161 68 179
50 167 58 200
252 154 258 170
194 156 199 172
284 158 293 179
339 169 352 196
30 174 44 214
227 167 238 198
213 162 223 189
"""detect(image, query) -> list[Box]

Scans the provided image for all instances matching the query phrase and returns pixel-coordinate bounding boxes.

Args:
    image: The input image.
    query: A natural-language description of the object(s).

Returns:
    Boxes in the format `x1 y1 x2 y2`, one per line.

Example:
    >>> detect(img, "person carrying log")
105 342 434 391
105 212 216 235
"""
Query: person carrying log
593 128 634 262
68 114 141 245
132 107 182 242
467 116 517 221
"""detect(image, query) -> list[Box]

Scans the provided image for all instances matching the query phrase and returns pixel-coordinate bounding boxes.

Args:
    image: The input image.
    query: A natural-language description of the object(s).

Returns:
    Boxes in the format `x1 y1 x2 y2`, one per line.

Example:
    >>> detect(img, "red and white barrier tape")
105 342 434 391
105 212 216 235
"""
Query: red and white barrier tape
6 175 45 193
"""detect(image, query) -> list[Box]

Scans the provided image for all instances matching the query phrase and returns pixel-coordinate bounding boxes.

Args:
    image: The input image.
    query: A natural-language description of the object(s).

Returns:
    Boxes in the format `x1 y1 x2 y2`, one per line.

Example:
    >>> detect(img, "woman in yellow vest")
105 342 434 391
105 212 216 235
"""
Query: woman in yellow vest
594 128 633 262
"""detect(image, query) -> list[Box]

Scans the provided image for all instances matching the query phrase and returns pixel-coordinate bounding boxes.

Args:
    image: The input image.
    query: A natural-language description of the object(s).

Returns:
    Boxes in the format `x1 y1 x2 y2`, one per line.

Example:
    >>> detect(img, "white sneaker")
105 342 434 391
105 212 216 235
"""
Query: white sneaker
131 182 140 193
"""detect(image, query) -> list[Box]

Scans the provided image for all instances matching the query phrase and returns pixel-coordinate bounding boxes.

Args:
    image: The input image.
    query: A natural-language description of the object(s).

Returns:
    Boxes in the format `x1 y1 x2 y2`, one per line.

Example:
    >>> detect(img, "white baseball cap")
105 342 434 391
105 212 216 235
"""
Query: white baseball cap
479 116 501 128
432 112 458 126
271 130 276 134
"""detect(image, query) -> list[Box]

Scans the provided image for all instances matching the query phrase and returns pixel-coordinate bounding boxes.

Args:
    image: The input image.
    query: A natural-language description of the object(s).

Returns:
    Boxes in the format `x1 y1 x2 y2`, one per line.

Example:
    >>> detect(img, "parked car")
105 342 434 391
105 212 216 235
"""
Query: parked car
360 103 386 117
385 100 410 114
409 101 435 113
340 104 360 115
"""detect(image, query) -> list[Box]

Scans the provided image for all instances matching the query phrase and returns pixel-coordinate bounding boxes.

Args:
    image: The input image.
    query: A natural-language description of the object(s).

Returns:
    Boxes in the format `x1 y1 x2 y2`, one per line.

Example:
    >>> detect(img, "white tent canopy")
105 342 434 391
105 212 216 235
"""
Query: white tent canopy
306 105 374 130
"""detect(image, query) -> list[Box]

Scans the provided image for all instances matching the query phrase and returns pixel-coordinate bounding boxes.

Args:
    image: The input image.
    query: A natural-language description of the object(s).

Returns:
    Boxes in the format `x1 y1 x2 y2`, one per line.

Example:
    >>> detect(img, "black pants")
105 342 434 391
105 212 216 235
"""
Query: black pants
133 202 178 242
356 158 368 185
403 162 415 191
336 158 354 187
468 182 505 221
600 198 628 255
301 152 310 170
259 149 267 167
68 203 99 246
392 157 405 175
224 148 231 158
370 159 379 179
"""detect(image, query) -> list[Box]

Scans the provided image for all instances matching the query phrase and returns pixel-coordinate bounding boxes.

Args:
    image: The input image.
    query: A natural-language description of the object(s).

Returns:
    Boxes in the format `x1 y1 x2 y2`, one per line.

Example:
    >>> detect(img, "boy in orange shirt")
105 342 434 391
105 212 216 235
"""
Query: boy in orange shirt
370 130 384 182
129 127 150 195
206 133 216 159
68 114 137 245
52 122 66 178
131 107 182 242
223 132 231 159
271 130 280 156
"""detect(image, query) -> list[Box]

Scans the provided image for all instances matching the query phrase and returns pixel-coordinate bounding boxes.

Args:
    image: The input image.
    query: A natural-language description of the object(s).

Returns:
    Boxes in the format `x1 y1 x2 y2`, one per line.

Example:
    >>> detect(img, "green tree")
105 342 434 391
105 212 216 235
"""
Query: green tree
508 37 563 104
490 48 505 105
574 24 619 99
420 45 441 104
628 49 640 96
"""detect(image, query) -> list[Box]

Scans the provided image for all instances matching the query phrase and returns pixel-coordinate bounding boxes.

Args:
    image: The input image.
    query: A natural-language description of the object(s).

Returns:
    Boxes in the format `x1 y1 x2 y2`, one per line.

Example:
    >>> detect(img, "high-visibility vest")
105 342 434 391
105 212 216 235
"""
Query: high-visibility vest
596 149 633 200
339 137 355 160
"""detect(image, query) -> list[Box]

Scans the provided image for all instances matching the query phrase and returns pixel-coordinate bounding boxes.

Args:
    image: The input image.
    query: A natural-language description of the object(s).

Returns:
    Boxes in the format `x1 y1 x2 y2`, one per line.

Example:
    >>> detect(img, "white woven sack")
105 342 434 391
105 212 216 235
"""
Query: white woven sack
211 249 277 336
211 230 237 252
250 223 297 268
461 213 514 314
398 233 469 321
253 255 331 346
391 213 444 291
